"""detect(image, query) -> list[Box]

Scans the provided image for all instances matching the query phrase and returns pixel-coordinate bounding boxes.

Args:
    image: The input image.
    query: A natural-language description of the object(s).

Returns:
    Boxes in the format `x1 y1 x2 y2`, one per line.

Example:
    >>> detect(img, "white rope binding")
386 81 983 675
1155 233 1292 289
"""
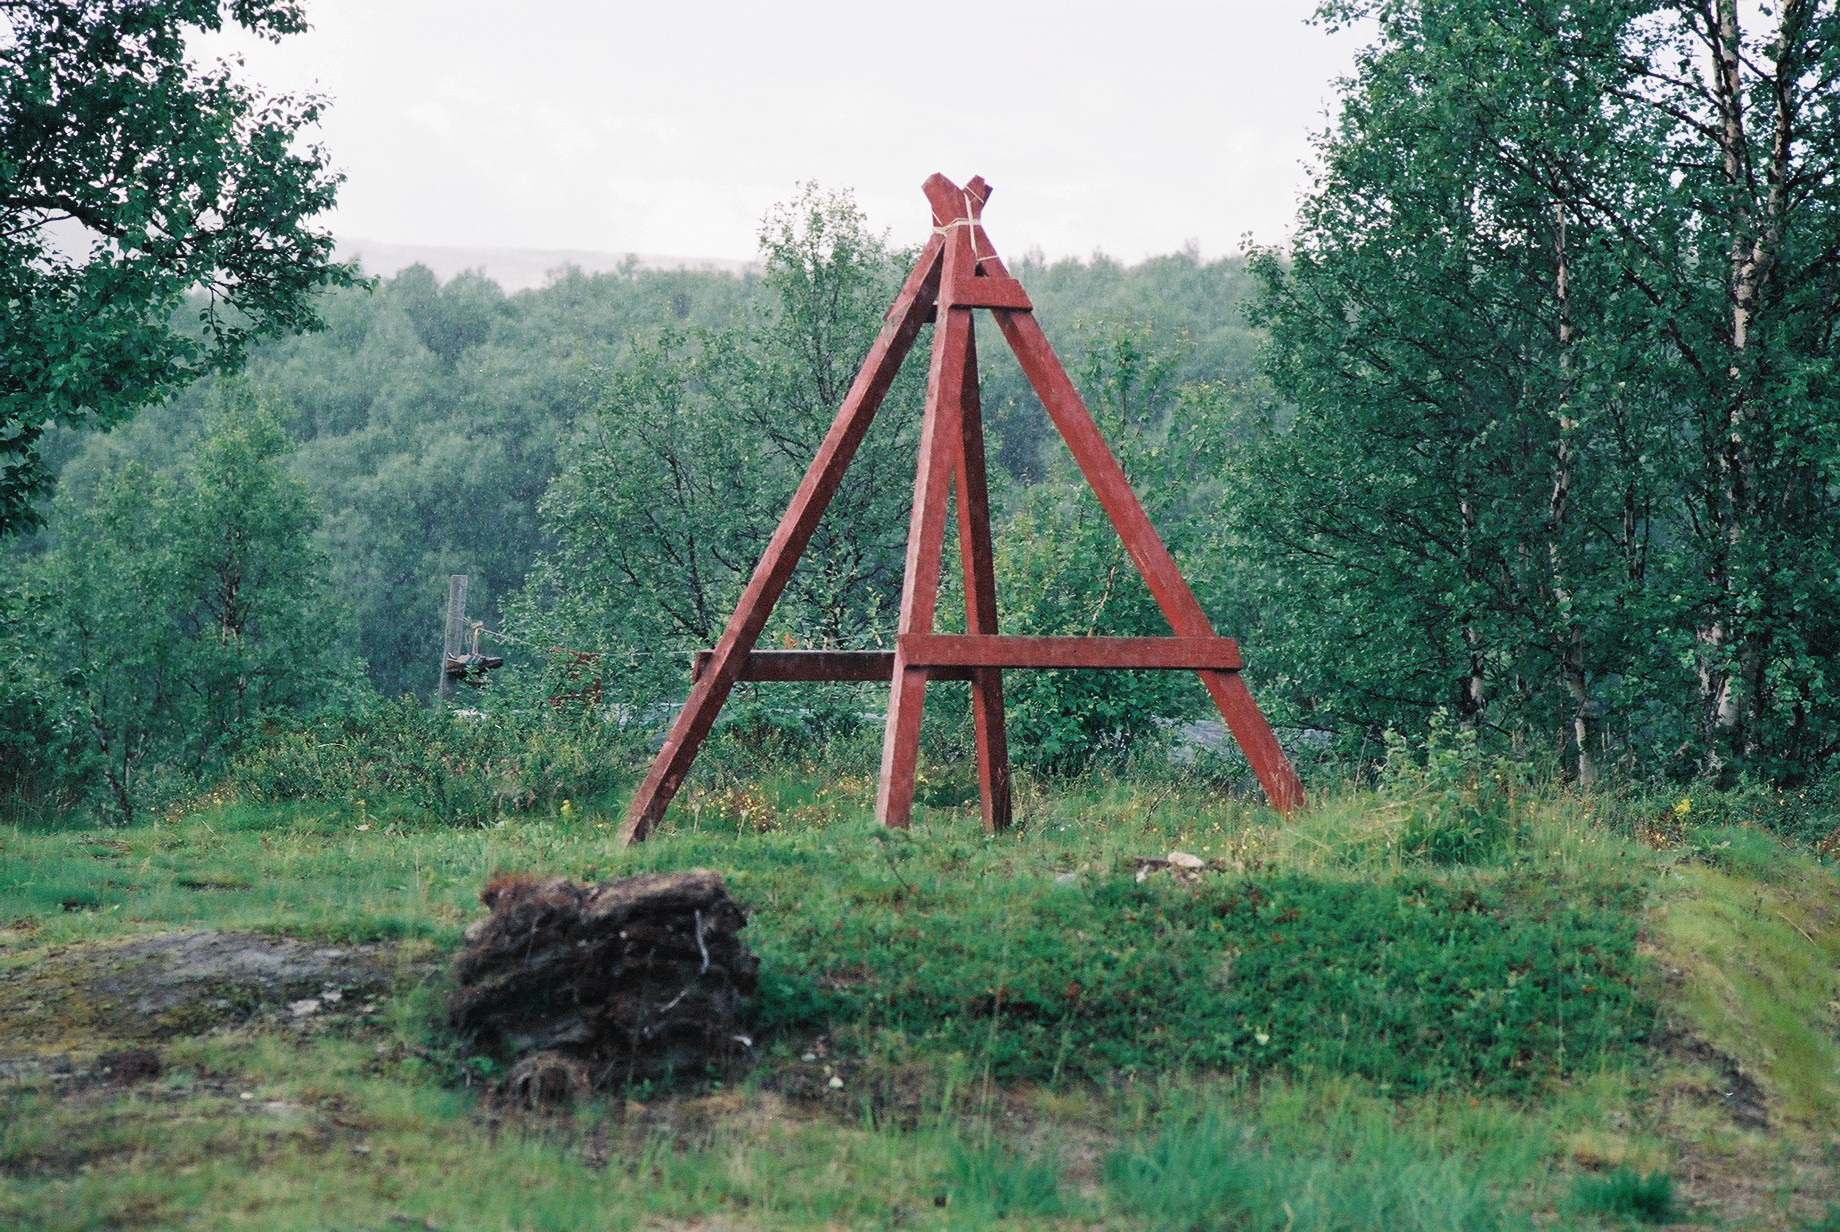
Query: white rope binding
932 190 993 264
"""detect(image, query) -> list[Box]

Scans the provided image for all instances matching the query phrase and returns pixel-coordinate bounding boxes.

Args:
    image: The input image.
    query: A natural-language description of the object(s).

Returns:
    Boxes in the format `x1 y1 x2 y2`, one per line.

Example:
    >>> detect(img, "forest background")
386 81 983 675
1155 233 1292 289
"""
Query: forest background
2 0 1839 834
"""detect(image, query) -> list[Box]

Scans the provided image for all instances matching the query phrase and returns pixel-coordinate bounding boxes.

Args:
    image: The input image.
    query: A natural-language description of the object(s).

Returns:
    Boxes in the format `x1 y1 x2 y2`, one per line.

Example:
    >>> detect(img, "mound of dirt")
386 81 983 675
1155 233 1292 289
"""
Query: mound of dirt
447 870 759 1100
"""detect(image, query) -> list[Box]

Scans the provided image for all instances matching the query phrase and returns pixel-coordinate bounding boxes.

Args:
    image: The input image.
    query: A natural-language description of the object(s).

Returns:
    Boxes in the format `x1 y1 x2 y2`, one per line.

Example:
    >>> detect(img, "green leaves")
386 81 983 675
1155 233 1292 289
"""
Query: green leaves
15 385 356 822
0 0 350 534
1235 0 1840 780
509 186 921 713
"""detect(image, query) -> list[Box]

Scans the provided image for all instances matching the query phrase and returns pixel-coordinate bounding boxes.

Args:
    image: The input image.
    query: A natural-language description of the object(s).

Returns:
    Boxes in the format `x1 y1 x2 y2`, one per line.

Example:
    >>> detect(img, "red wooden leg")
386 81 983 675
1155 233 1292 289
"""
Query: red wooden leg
875 348 962 827
992 306 1304 812
619 237 945 844
877 225 979 829
952 321 1013 832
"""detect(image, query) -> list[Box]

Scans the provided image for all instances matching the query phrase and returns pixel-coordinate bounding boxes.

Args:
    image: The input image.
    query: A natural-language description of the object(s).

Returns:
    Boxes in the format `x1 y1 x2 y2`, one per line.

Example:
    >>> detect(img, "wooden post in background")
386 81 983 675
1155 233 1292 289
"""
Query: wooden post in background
438 574 468 704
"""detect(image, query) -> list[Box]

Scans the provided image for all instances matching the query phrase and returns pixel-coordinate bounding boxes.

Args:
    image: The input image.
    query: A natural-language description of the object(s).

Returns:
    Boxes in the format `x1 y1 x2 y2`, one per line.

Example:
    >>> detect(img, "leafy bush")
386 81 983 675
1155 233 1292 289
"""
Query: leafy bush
0 584 89 819
1383 716 1523 865
984 321 1238 777
1688 777 1840 854
226 699 646 824
1687 824 1795 882
1603 776 1840 861
4 394 366 826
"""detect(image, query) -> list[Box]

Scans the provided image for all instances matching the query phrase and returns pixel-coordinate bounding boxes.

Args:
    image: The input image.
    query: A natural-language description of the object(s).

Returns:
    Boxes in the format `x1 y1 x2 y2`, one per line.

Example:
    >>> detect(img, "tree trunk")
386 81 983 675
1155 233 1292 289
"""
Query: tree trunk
1547 204 1594 786
1459 496 1486 728
1698 0 1805 765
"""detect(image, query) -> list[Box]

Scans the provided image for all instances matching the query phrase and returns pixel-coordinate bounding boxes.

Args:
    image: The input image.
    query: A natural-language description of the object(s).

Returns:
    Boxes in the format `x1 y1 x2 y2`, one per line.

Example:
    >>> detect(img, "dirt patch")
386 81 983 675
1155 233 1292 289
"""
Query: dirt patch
1656 1025 1771 1130
1663 1136 1840 1231
97 1047 163 1085
1637 1023 1839 1230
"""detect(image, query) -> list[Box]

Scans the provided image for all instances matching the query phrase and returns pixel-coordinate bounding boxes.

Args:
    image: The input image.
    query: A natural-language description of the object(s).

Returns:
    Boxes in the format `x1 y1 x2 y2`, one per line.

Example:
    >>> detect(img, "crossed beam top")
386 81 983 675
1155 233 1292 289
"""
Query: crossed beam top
920 175 1035 311
617 173 1305 844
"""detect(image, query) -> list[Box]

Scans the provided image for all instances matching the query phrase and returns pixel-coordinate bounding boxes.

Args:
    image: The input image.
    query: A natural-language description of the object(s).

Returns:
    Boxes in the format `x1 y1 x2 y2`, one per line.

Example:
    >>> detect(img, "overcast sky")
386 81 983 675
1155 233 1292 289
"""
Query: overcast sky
198 1 1369 265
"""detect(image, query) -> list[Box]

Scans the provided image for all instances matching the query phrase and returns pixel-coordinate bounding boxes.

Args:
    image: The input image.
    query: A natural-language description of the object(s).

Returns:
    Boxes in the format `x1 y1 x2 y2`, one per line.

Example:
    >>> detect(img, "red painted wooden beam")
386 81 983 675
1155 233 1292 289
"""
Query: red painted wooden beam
898 633 1244 671
689 640 1242 679
949 318 1013 832
946 277 1032 310
876 196 975 829
691 649 972 683
617 234 946 845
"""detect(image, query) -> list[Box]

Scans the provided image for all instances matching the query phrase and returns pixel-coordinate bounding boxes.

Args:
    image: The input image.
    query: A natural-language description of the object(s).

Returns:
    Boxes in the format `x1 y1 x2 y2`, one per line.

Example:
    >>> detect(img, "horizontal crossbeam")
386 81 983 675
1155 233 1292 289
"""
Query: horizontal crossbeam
900 633 1242 671
692 635 1242 683
691 649 966 683
946 277 1032 309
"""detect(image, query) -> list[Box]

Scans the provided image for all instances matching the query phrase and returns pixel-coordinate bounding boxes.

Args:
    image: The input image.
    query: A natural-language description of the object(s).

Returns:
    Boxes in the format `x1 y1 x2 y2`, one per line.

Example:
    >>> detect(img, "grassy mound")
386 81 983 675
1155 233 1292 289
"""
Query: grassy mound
611 818 1653 1092
1 775 1836 1229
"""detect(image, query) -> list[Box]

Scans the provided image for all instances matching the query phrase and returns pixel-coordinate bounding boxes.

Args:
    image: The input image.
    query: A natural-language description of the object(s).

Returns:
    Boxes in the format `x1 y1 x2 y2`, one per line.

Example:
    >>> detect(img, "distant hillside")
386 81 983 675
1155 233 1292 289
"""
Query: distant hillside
334 238 756 291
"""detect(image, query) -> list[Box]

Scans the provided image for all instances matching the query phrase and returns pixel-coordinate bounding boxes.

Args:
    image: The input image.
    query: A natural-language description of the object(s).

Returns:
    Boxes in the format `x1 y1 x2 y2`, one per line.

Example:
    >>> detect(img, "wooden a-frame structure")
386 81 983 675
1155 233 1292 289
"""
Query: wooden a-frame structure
619 174 1304 844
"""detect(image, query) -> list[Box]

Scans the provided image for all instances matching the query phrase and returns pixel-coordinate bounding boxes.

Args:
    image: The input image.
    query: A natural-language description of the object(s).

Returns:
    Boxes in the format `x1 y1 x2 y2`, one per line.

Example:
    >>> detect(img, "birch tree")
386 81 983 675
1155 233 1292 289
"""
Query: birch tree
1238 0 1840 779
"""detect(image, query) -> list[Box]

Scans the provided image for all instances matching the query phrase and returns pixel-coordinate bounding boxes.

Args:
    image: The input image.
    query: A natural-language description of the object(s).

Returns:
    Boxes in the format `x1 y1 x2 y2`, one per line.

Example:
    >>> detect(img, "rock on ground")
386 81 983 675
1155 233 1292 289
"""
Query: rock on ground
1 930 402 1056
92 931 398 1022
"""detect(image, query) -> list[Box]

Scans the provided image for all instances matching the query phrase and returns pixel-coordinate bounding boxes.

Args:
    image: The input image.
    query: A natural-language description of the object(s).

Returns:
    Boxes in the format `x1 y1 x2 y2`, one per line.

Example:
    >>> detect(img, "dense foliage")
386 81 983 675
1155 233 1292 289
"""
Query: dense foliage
506 187 925 708
1236 0 1840 782
3 388 358 821
992 324 1248 771
12 2 1840 820
226 699 644 825
0 0 348 534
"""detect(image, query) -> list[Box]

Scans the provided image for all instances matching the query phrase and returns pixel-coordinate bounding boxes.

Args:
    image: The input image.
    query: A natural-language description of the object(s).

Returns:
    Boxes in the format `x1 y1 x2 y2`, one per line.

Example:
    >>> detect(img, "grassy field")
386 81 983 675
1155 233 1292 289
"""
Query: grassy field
2 770 1837 1230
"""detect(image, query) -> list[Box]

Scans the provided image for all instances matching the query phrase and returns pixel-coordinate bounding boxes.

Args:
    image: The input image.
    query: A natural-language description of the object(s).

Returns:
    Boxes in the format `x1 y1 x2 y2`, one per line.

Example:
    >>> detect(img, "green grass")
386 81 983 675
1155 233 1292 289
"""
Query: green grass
2 773 1837 1229
1107 1109 1526 1231
1644 836 1840 1127
941 1133 1081 1222
0 1038 1016 1231
1 788 1653 1093
1569 1167 1679 1225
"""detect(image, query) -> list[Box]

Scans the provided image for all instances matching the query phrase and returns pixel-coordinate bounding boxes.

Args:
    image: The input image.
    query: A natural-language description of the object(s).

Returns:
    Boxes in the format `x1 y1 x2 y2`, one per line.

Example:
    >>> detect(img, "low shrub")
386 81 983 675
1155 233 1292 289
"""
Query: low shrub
226 699 647 823
1382 716 1525 866
1602 775 1840 859
1687 823 1795 882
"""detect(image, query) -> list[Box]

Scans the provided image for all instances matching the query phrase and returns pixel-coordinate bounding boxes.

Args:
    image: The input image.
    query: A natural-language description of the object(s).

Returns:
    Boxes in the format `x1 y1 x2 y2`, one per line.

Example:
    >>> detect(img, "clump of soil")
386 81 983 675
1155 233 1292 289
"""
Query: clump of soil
98 1047 163 1085
447 870 759 1102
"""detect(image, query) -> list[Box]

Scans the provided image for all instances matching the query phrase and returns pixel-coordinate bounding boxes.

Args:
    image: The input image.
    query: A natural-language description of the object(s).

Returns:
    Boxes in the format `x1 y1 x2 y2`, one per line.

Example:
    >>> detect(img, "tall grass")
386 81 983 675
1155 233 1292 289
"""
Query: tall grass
1105 1106 1527 1231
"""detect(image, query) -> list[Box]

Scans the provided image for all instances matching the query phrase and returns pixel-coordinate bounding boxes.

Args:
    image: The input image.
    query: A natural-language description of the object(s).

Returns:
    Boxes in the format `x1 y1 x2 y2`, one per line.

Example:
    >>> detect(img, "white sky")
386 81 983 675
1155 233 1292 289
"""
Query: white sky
198 1 1368 264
